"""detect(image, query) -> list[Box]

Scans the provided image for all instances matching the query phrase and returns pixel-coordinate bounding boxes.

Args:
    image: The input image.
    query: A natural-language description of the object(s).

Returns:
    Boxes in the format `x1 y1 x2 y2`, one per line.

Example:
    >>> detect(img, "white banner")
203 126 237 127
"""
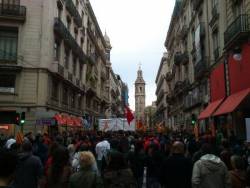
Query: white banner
98 118 135 132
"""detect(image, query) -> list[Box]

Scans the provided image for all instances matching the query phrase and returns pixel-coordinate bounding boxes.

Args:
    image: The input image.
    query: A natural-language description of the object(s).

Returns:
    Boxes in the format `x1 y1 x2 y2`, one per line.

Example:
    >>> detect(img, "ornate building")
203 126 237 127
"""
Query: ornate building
135 66 146 122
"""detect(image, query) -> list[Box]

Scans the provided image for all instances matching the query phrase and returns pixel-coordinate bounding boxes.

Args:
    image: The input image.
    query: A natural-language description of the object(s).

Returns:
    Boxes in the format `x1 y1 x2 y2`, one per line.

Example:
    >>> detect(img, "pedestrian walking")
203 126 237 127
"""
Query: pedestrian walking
192 144 231 188
69 151 103 188
230 155 247 188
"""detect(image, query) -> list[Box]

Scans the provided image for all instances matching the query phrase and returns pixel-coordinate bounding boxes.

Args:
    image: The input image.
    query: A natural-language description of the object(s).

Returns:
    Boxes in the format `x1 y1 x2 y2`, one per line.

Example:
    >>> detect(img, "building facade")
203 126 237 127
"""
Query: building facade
0 0 126 134
156 0 250 135
155 52 169 127
135 66 146 122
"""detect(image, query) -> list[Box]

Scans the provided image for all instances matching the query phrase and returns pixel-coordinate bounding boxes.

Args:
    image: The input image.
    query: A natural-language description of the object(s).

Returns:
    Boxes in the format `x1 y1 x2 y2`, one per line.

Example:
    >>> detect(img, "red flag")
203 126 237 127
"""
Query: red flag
125 105 134 125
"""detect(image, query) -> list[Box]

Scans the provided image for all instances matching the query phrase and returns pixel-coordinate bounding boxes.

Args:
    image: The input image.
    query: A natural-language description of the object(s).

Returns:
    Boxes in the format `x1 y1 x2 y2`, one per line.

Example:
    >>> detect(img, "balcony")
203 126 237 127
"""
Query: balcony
65 0 82 27
194 57 209 79
209 6 219 27
0 52 17 65
174 81 184 95
68 72 73 82
224 14 250 49
180 52 189 65
180 25 188 39
88 53 97 64
165 72 173 82
166 93 175 105
0 4 26 22
54 18 87 62
54 18 73 45
50 63 64 77
193 0 203 11
76 78 80 87
174 52 182 66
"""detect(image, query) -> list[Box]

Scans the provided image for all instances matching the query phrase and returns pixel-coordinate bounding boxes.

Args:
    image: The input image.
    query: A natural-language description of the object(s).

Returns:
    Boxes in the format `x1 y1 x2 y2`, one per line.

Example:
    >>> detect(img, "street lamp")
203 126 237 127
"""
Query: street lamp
232 46 242 62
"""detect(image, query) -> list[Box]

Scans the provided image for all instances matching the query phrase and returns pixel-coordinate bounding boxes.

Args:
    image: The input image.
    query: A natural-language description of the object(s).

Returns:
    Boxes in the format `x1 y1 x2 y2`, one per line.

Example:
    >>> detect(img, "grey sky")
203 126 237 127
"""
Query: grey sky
90 0 175 110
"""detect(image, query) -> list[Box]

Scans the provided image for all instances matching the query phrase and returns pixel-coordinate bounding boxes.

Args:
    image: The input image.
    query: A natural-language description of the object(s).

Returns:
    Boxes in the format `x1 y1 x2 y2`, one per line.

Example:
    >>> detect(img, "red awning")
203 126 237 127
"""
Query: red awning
198 99 224 120
213 88 250 116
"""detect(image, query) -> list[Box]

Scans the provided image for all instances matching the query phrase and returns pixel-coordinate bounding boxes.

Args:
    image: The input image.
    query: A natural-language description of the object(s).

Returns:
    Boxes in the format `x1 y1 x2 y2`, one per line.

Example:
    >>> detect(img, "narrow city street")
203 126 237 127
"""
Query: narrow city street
0 0 250 187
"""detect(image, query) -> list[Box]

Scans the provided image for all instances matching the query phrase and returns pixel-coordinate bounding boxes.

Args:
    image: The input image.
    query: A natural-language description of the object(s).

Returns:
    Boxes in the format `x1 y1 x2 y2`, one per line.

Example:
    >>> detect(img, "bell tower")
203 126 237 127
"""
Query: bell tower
134 65 146 122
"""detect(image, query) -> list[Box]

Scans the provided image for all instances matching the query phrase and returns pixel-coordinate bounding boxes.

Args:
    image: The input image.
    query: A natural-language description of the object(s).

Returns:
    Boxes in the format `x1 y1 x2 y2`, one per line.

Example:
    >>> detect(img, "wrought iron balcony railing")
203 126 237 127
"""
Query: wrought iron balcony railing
165 72 173 82
54 18 87 62
193 0 203 11
65 0 82 27
224 14 250 49
0 4 26 22
174 52 182 66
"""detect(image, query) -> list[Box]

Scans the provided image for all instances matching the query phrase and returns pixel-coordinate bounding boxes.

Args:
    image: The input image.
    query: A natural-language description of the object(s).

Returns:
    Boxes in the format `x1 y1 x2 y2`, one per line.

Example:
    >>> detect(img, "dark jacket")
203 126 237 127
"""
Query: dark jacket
161 153 192 188
69 168 103 188
230 170 247 188
13 152 43 188
103 168 137 188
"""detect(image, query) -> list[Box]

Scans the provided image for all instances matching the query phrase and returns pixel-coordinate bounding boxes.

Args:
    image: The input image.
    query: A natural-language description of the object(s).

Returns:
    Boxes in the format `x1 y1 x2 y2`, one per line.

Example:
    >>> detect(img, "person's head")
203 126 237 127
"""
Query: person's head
221 139 230 149
172 141 185 154
108 151 127 170
79 151 96 169
201 143 212 155
0 149 18 185
21 140 33 152
231 155 245 170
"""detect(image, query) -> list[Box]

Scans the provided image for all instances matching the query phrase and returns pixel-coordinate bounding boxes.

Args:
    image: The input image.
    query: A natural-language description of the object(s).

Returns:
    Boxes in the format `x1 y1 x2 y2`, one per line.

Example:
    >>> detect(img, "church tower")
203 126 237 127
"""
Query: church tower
135 65 146 122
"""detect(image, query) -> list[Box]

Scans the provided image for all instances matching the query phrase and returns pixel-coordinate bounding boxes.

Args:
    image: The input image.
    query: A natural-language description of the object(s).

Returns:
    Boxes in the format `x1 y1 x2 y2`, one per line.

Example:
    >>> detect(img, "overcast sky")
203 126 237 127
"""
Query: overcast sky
90 0 175 110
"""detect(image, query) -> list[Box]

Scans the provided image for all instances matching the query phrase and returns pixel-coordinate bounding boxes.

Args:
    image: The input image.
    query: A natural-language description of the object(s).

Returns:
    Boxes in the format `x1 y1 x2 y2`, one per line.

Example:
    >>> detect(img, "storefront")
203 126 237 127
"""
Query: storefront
199 43 250 139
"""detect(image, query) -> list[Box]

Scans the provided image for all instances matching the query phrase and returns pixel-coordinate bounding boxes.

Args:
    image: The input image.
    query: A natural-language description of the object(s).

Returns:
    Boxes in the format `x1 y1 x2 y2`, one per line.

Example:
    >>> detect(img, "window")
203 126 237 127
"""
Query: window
82 11 84 25
185 66 189 79
0 75 15 93
86 98 91 108
74 28 78 40
51 78 58 99
66 18 71 30
54 42 60 61
64 48 69 69
62 86 68 104
140 87 142 92
57 7 62 19
0 28 18 62
212 30 219 59
71 92 75 108
78 95 81 109
73 57 77 75
212 0 218 8
79 64 83 80
75 0 79 9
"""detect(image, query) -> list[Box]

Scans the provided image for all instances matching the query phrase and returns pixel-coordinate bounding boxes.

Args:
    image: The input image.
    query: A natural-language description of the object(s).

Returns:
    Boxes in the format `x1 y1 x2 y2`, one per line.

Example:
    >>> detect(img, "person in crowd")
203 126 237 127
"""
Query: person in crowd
192 143 211 164
103 151 137 188
33 133 48 165
192 144 231 188
47 146 72 188
144 141 163 188
69 151 103 188
13 140 43 188
0 149 18 188
127 140 146 188
220 139 232 170
161 141 192 188
95 138 110 173
230 155 247 188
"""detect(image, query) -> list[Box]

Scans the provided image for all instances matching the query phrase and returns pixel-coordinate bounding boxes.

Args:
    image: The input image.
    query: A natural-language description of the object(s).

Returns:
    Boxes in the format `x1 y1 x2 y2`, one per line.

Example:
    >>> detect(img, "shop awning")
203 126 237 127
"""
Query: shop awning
198 99 224 120
213 88 250 116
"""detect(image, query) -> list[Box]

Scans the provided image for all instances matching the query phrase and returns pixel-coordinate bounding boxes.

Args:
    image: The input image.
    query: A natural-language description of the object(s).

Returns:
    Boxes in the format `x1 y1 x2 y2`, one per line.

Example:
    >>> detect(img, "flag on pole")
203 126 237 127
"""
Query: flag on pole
125 105 134 125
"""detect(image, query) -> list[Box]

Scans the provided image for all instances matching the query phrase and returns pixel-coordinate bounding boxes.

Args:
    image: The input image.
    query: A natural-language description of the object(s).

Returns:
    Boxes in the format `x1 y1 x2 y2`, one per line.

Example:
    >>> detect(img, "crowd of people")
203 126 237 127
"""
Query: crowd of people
0 129 250 188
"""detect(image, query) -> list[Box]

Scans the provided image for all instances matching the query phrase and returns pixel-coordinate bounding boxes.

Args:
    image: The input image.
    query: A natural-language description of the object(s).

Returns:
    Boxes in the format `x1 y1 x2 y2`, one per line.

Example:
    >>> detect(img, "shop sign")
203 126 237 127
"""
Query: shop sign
36 119 56 126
